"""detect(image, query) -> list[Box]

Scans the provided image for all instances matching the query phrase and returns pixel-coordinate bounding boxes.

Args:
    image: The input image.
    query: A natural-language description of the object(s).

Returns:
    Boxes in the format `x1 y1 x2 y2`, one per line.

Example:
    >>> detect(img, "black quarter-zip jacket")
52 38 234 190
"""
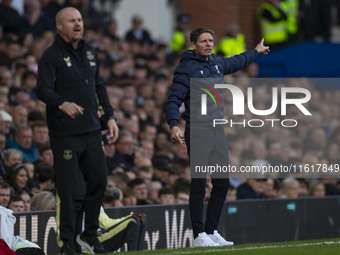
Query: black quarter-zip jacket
37 34 114 136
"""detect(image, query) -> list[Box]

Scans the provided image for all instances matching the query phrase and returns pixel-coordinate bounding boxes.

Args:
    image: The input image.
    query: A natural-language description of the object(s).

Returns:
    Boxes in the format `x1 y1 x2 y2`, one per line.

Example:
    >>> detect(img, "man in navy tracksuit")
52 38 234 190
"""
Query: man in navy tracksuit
165 27 269 247
37 7 119 254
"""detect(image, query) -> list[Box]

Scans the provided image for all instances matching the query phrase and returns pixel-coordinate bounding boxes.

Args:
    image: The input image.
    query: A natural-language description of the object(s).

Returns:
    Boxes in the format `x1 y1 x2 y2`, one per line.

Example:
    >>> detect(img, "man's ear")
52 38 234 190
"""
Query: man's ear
56 24 62 32
191 42 196 50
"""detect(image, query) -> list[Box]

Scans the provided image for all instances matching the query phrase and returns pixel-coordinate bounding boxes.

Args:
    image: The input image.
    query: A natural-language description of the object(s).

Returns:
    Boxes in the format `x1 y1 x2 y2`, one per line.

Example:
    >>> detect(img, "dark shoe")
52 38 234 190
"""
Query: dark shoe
60 244 76 254
76 233 107 254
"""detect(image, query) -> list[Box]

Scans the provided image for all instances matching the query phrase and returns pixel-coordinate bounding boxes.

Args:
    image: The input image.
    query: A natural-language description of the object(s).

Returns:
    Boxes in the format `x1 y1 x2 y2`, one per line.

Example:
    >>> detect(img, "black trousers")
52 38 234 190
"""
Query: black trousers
51 131 107 248
185 127 230 238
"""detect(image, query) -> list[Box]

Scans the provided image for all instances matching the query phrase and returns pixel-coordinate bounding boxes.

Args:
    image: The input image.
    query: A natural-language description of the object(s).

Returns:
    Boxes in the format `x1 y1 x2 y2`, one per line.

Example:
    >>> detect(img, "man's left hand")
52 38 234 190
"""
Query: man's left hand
107 119 119 144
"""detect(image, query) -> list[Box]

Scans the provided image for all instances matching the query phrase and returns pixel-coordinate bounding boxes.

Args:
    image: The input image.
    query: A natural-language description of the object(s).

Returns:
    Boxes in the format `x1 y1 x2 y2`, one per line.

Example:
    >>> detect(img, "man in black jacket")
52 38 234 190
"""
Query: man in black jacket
166 27 269 247
37 7 119 255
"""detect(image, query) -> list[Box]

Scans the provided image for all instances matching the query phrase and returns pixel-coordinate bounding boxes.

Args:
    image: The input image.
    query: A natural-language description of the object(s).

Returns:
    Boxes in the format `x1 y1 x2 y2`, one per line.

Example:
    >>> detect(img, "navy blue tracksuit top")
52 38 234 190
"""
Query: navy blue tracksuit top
165 49 258 129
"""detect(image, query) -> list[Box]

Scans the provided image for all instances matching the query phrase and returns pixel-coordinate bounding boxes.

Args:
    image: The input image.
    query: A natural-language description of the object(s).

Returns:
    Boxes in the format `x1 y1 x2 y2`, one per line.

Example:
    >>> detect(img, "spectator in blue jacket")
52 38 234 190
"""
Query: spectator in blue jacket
237 179 267 199
6 125 39 163
165 27 269 247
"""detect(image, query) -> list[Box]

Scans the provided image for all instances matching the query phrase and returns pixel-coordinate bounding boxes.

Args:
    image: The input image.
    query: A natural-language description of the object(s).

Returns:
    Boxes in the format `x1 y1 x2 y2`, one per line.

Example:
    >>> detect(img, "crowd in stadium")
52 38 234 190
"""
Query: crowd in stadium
0 0 339 214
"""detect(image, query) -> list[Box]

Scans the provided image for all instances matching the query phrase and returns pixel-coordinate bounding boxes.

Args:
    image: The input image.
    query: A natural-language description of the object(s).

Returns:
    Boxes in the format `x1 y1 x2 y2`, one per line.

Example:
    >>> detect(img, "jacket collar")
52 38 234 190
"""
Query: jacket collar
180 50 215 63
55 34 85 51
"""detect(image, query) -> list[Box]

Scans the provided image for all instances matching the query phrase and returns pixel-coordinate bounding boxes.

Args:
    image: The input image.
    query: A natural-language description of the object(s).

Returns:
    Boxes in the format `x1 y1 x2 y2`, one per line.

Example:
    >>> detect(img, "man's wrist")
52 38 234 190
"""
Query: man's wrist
59 101 66 110
108 115 117 121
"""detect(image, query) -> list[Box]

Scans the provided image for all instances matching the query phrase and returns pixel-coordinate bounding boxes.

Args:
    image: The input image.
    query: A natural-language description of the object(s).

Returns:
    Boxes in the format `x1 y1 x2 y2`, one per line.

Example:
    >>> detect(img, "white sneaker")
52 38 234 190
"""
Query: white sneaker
208 230 234 246
192 232 219 247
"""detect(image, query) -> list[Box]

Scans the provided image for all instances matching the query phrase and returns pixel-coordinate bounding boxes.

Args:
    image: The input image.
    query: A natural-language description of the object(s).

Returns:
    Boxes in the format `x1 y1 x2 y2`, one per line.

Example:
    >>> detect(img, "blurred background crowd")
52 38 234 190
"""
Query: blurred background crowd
0 0 340 213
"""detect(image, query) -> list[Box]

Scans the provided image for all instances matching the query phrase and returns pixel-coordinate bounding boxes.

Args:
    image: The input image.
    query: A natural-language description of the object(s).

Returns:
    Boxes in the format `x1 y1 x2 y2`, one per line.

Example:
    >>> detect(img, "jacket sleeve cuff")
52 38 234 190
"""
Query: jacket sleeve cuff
253 49 259 57
58 99 66 110
169 120 178 129
107 115 117 122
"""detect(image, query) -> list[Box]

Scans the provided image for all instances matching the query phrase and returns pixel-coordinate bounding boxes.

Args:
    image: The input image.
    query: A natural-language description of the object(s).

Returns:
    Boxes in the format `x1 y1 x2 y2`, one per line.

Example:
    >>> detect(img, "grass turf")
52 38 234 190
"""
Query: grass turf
114 238 340 255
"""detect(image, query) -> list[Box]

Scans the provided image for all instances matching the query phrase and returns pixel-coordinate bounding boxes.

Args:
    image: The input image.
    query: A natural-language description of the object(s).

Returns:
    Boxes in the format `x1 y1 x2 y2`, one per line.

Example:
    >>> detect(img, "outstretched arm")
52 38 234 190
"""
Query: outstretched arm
222 39 269 74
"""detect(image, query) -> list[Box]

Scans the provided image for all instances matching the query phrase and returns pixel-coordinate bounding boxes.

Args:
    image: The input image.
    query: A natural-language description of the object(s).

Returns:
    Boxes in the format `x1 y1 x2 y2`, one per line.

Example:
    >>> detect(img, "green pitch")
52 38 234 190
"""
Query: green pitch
114 239 340 255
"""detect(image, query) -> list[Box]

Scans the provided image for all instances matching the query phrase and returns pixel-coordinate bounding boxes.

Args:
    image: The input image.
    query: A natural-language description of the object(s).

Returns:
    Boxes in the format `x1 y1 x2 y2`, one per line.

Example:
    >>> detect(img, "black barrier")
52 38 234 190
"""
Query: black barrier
220 197 340 243
13 197 340 254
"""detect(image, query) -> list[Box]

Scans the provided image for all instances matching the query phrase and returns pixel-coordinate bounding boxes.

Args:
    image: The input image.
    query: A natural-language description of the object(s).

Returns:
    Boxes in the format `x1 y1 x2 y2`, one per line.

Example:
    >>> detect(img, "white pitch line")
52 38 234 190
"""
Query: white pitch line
173 241 340 254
